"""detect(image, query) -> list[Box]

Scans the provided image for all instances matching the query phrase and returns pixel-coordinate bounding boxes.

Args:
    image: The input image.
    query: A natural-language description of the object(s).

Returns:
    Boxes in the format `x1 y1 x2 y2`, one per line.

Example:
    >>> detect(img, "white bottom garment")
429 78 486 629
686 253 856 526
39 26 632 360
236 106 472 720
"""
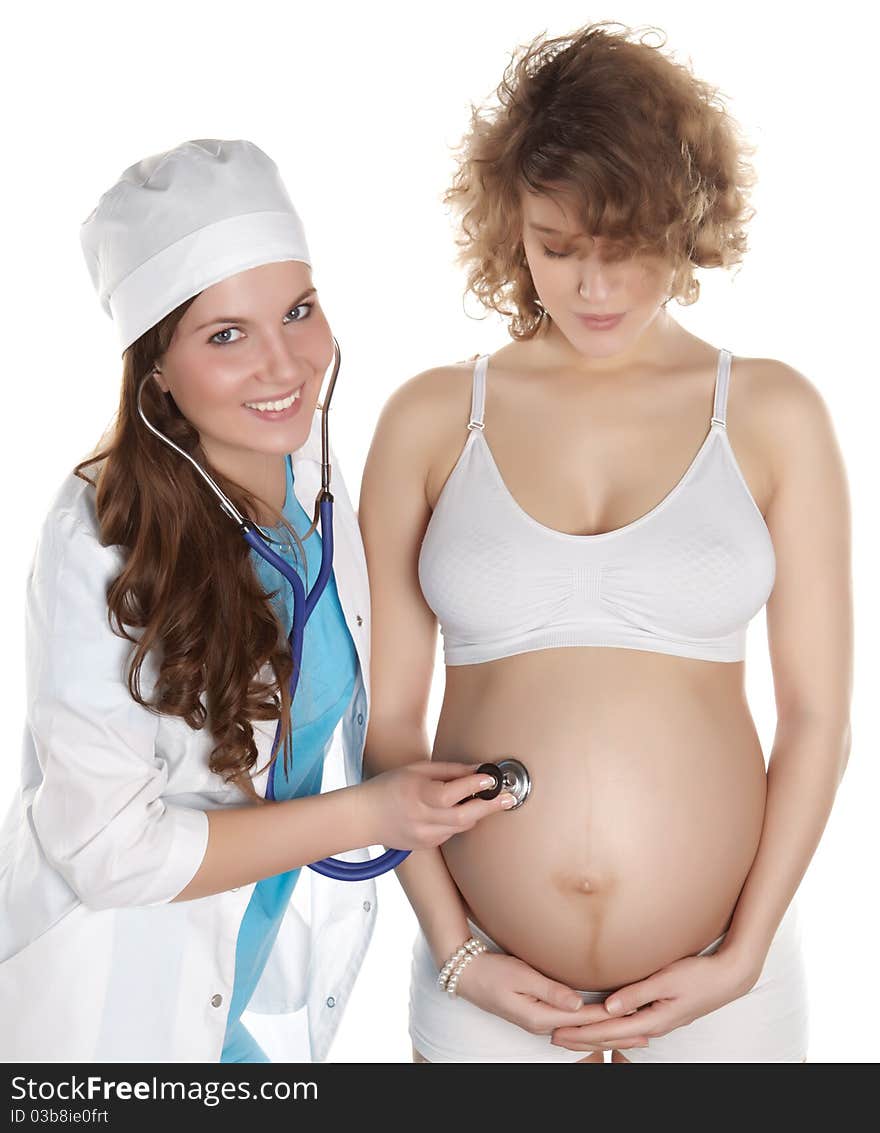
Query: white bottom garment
409 899 809 1063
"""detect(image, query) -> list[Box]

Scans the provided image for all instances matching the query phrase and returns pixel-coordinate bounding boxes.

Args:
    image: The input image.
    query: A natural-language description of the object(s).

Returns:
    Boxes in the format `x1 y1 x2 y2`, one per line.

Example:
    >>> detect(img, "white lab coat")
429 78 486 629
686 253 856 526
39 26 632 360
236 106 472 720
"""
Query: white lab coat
0 408 378 1062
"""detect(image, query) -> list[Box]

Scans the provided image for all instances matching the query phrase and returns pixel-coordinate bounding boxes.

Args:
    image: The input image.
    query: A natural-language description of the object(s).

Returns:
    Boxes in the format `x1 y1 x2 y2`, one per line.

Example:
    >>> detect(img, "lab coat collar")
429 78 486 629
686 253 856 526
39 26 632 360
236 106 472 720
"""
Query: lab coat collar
293 403 324 466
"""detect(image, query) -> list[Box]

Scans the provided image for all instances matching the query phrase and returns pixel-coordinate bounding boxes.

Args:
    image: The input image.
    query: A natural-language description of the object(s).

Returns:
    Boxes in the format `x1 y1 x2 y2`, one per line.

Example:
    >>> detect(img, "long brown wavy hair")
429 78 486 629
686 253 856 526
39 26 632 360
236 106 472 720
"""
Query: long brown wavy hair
73 295 308 801
443 19 759 338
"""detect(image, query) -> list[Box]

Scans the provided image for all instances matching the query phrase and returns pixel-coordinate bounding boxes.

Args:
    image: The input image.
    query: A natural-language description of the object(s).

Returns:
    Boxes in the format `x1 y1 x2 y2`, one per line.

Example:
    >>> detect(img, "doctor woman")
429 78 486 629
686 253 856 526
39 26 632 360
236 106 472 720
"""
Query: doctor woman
0 138 511 1063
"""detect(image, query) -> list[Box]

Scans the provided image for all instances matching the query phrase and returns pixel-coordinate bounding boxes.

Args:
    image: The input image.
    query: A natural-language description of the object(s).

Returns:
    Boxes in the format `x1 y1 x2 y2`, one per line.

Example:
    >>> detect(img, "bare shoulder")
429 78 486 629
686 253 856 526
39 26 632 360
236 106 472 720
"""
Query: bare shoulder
373 361 475 432
736 355 847 502
361 361 479 511
740 356 840 446
365 361 476 472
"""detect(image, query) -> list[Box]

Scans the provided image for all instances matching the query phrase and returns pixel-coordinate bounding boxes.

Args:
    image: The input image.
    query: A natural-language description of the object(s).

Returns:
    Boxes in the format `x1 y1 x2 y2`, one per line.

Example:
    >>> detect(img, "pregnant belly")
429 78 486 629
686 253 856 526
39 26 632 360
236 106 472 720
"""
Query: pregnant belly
435 647 767 991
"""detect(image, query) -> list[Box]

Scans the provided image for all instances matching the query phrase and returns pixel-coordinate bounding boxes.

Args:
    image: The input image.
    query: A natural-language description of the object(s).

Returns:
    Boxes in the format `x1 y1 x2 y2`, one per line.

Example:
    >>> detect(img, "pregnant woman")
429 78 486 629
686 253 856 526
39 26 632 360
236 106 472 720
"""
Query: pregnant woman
358 23 853 1063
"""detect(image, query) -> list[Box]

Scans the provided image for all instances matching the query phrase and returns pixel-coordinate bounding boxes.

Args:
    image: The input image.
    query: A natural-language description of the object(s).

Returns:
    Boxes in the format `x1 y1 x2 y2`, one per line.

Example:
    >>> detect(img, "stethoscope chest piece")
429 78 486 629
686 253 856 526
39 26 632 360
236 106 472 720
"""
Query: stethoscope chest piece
475 758 532 810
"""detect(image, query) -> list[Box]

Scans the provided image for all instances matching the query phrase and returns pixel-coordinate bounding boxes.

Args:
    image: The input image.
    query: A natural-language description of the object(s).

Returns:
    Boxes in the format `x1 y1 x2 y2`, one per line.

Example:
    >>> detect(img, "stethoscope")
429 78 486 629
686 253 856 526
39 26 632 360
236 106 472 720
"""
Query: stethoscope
137 336 531 881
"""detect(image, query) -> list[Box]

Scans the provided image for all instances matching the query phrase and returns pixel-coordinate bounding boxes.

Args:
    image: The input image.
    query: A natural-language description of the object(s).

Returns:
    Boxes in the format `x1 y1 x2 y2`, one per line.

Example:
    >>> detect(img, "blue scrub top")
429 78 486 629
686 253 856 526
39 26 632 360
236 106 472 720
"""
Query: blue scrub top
221 453 359 1063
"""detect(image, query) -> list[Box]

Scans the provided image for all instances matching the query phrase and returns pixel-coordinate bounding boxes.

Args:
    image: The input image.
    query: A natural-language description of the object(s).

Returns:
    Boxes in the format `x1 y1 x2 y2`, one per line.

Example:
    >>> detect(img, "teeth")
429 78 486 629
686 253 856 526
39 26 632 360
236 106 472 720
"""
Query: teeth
245 388 301 412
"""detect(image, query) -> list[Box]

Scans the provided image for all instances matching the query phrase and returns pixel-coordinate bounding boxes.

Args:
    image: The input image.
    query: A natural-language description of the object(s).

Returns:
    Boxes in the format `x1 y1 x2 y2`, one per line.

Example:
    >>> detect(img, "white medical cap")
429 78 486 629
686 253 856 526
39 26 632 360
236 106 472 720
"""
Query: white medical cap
80 138 312 356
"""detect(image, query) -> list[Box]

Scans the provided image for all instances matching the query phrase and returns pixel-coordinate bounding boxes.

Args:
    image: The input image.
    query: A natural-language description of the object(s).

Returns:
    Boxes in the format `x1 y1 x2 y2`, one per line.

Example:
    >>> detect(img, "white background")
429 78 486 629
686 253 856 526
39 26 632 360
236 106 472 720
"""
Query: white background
1 1 874 1063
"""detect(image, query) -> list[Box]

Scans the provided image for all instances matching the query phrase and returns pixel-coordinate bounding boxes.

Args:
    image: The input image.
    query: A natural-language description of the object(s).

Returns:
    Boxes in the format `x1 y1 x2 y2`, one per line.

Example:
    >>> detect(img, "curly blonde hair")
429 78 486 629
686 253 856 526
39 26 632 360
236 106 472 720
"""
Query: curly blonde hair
443 20 759 338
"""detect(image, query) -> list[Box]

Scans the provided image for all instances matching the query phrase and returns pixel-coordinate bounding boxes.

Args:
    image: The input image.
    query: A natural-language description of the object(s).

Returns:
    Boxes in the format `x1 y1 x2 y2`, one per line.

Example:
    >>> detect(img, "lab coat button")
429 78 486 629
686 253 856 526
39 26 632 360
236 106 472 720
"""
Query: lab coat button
357 713 364 726
363 900 371 912
211 994 223 1008
326 996 336 1008
356 614 363 626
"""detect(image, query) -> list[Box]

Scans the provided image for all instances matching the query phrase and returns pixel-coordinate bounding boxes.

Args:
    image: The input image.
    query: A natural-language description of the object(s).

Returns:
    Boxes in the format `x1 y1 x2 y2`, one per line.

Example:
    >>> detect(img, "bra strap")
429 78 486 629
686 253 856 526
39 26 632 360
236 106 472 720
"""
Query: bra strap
467 355 487 431
711 349 731 428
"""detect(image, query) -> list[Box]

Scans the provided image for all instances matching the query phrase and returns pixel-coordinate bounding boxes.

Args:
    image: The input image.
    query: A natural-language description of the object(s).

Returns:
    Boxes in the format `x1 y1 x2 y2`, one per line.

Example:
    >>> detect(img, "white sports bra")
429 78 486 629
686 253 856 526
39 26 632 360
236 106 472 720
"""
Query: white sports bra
418 349 776 665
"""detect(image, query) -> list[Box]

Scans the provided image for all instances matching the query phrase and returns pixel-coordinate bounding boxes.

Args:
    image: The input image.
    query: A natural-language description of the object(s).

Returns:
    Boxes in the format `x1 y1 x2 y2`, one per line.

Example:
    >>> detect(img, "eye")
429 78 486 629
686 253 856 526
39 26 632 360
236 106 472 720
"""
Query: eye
283 301 314 324
209 327 242 345
542 245 572 259
209 302 315 345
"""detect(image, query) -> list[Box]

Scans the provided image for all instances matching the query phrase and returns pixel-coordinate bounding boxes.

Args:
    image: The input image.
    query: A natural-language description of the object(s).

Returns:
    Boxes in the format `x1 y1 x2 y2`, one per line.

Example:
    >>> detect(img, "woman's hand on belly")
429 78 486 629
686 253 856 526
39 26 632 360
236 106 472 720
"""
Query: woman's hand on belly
548 946 757 1053
454 949 652 1048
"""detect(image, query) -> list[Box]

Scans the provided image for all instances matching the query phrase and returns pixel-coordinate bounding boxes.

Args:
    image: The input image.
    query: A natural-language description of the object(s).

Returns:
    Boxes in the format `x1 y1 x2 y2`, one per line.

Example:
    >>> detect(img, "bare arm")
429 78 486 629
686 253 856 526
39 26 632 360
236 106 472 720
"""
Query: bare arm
170 751 497 903
171 785 375 902
717 361 853 974
358 369 504 967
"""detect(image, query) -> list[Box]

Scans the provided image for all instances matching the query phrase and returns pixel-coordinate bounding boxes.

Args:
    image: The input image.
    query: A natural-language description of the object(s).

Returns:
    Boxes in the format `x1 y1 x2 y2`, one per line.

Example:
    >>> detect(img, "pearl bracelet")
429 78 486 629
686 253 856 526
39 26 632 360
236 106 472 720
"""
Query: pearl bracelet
436 936 488 996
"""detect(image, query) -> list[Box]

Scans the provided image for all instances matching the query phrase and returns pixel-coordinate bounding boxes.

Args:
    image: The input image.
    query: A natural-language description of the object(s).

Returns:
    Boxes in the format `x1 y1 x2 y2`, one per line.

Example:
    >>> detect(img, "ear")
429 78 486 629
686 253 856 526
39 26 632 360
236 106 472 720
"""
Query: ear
151 364 170 395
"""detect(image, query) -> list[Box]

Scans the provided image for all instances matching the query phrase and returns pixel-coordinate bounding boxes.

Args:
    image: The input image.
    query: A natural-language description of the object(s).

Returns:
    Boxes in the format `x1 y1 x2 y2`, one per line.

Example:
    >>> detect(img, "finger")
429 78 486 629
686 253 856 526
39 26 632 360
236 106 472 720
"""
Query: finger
552 1034 650 1051
602 978 662 1017
414 761 490 781
446 793 517 825
422 771 503 808
431 796 515 841
540 981 587 1013
554 1003 669 1043
549 1002 631 1025
552 1035 650 1050
514 1000 599 1029
439 771 509 807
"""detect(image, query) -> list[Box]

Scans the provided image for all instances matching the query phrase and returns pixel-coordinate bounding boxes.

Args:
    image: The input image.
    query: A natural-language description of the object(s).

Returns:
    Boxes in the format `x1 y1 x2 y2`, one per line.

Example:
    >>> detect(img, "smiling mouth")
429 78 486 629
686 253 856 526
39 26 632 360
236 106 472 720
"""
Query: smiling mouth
243 384 304 411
